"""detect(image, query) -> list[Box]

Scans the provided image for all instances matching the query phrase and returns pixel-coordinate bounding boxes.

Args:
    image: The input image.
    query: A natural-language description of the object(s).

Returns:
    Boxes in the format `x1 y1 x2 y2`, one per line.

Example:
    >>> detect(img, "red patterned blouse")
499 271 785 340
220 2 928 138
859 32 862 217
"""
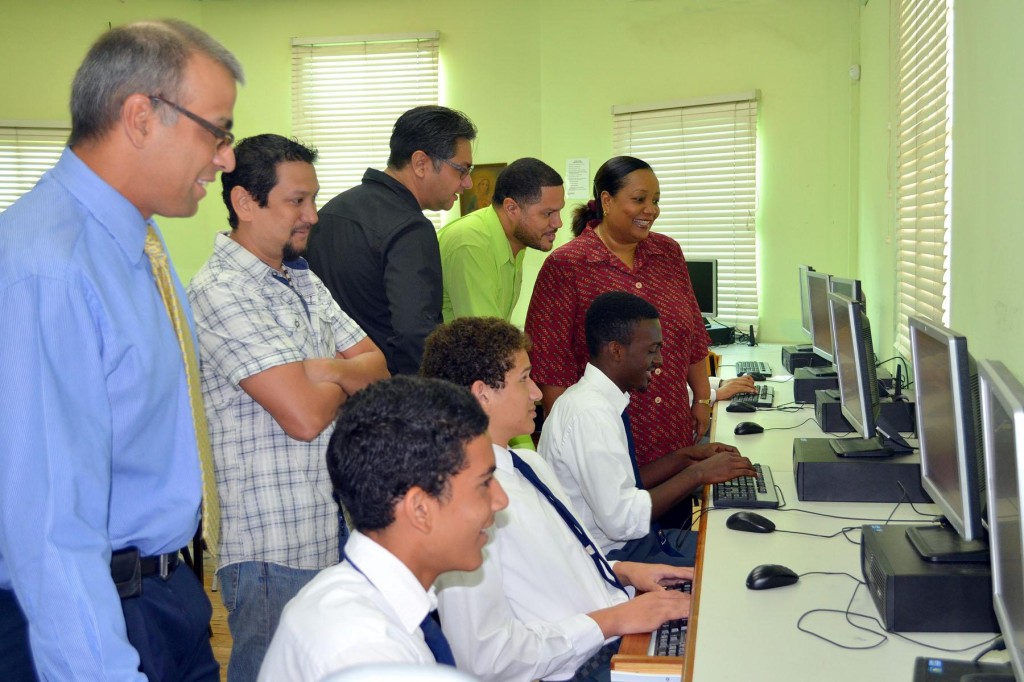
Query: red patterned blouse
525 227 710 466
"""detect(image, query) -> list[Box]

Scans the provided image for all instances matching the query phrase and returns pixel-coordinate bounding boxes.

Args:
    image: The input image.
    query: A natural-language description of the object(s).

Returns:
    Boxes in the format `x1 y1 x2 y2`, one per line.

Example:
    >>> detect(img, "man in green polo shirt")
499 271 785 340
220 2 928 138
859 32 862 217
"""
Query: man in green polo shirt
439 158 565 322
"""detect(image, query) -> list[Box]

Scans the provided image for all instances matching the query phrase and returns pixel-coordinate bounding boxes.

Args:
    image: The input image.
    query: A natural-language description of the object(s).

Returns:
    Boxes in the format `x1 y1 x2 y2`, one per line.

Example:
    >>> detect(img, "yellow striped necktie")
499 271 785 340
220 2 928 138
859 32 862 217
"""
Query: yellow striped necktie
143 226 220 558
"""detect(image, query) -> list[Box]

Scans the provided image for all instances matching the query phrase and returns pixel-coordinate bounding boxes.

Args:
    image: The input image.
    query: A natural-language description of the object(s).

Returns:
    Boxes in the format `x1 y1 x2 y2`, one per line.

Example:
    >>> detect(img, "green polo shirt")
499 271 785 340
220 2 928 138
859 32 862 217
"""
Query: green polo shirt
438 206 525 322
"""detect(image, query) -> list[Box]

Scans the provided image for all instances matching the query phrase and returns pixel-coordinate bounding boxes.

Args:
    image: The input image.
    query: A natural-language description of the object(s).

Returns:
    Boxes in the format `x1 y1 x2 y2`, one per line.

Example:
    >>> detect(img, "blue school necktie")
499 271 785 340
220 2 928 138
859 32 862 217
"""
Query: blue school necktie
419 612 456 666
621 410 686 558
510 452 627 594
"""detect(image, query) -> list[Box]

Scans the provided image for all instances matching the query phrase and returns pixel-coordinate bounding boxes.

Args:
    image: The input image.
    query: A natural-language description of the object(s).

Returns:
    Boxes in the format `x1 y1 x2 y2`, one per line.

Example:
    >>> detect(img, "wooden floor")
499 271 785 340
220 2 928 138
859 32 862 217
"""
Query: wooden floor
202 554 231 682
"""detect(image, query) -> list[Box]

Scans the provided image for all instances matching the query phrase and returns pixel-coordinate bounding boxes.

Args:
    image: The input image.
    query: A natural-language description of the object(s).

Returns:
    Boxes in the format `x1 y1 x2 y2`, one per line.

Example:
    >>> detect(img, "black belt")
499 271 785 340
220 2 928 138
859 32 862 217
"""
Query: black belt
111 547 182 599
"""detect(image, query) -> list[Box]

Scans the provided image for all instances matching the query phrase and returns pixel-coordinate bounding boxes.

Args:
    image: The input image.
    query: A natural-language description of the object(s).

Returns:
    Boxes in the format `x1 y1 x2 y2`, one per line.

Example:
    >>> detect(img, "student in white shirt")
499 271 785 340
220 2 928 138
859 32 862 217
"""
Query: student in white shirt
539 292 756 564
421 317 692 682
259 377 508 681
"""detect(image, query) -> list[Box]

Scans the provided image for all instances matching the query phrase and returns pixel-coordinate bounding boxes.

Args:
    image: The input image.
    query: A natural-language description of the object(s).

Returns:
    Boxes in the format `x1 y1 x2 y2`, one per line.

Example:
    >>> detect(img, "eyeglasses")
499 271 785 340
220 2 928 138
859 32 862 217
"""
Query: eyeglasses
149 95 235 150
440 157 474 179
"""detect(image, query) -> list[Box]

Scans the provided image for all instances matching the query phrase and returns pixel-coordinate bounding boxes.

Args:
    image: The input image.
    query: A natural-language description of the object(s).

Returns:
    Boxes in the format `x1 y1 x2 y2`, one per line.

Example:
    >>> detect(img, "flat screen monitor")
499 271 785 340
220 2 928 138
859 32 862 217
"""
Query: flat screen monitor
828 293 912 457
798 264 815 337
807 271 834 362
980 360 1024 681
685 258 717 319
829 276 864 304
906 316 988 562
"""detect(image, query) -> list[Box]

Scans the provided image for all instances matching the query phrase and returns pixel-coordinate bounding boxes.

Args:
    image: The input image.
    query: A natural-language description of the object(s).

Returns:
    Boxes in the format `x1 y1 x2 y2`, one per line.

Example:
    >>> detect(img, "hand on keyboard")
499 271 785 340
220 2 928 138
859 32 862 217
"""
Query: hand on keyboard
613 561 694 592
679 442 740 463
690 450 756 485
716 375 757 400
591 587 691 637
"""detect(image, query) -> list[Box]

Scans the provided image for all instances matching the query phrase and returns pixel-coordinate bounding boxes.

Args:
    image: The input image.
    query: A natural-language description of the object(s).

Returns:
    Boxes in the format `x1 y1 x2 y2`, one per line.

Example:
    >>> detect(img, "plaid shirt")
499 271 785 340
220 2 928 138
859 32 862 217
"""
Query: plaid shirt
188 234 366 570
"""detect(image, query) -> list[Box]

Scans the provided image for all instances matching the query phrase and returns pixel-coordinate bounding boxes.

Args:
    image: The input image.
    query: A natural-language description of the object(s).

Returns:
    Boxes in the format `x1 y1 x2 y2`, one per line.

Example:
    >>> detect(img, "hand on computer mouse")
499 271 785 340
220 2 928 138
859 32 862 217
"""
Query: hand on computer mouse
689 451 756 485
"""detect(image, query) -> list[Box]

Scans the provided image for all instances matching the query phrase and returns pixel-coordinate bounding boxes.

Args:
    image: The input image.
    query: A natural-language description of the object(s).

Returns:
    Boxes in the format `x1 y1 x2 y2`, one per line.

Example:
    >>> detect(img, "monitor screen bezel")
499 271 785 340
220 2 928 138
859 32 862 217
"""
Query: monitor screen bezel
980 360 1024 682
807 271 834 362
829 276 863 304
829 292 875 440
909 315 984 541
798 264 815 337
685 258 718 319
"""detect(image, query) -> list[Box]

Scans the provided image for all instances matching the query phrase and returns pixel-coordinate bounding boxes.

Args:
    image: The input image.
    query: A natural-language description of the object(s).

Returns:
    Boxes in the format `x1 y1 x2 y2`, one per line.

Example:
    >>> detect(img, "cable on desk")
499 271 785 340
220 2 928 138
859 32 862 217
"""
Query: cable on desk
760 417 819 432
795 576 1002 653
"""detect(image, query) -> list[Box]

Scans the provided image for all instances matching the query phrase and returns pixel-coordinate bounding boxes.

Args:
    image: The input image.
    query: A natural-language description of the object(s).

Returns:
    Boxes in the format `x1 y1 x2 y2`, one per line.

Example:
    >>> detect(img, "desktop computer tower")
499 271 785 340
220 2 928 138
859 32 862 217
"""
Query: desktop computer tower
861 524 997 633
781 345 832 373
814 391 916 433
793 366 894 404
706 322 735 346
792 437 930 503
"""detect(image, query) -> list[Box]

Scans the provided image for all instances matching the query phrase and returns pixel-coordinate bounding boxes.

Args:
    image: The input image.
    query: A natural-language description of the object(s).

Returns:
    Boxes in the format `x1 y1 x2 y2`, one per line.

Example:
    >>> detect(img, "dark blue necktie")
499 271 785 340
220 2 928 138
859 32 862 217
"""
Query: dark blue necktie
419 612 456 666
621 410 685 558
621 409 643 490
510 451 627 594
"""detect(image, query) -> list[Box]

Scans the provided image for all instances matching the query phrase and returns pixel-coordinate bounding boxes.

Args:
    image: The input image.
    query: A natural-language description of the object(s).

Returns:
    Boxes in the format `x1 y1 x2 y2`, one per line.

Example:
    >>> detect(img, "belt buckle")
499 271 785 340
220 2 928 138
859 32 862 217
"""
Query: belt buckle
159 553 171 580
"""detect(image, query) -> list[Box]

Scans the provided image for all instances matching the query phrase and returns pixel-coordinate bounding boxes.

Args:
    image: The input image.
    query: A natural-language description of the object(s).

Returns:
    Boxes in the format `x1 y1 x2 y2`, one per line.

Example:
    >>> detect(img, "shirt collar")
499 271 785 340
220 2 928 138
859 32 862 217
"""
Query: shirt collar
582 363 631 413
492 442 514 474
212 232 309 281
52 147 150 264
344 530 436 634
362 167 424 213
576 225 671 265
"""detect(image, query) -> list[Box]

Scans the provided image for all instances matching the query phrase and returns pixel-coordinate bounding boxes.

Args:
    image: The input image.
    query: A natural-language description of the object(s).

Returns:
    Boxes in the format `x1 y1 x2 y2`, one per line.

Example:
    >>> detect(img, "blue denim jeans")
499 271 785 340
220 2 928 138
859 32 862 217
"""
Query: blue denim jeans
217 562 320 682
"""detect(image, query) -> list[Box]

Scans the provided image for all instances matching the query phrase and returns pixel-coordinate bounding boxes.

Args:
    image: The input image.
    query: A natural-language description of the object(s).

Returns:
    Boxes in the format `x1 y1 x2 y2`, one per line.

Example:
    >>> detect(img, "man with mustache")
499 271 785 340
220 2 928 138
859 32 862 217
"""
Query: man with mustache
188 134 388 681
438 157 565 322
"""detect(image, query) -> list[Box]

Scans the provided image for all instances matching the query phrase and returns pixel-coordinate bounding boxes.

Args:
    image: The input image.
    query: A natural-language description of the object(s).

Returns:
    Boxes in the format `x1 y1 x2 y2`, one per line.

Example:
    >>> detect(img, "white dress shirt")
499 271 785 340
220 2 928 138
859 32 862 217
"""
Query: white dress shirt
436 444 629 681
259 531 439 681
538 363 653 554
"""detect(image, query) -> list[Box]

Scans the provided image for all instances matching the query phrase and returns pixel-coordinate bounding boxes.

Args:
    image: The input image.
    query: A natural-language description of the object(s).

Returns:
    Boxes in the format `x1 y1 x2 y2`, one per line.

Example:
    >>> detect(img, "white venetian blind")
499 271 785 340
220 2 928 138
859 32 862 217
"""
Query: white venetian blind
613 93 759 327
893 0 953 355
291 32 442 226
0 124 68 211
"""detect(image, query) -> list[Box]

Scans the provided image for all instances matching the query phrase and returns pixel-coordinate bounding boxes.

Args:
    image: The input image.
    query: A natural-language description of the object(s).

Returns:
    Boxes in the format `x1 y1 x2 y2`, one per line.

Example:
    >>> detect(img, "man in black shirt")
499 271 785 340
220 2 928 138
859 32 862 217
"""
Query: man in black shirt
307 106 478 375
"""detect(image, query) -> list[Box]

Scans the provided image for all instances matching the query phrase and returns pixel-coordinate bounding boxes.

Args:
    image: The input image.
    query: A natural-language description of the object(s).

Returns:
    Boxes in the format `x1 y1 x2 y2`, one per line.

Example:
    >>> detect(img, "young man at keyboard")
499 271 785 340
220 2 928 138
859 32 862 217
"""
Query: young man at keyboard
421 317 692 681
259 377 508 680
540 292 756 564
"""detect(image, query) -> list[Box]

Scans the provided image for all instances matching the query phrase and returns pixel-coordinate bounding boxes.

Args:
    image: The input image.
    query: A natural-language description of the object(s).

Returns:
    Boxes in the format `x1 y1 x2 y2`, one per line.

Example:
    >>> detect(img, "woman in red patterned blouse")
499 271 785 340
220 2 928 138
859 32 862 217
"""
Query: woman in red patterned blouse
525 156 713 467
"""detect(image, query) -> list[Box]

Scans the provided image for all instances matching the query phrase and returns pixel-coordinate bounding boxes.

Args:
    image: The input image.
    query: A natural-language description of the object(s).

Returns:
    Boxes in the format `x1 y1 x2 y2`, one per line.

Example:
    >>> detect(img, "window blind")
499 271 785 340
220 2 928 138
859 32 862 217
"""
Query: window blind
0 124 68 211
893 0 953 355
291 32 441 226
613 93 759 328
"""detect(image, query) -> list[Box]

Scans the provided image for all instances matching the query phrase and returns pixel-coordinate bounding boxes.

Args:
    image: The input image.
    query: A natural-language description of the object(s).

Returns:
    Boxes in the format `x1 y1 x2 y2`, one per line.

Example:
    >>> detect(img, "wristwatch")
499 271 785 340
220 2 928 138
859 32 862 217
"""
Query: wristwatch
695 398 712 407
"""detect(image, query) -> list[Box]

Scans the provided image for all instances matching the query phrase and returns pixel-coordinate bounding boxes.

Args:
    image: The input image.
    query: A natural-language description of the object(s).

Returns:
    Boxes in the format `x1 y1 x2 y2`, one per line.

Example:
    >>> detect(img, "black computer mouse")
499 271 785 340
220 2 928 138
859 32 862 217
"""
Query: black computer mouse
734 421 764 435
726 401 757 413
726 511 776 533
738 371 768 381
745 564 799 590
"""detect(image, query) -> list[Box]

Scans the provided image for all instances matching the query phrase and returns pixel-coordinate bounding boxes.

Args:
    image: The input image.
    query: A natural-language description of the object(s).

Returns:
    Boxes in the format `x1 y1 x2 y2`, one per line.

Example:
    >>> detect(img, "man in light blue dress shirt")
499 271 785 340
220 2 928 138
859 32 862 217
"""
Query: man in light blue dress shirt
0 20 242 681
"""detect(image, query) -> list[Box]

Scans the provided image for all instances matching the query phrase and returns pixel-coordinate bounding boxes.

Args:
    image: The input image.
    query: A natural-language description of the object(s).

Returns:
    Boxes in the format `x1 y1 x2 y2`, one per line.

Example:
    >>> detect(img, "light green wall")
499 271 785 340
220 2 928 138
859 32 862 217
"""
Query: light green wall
5 1 1020 375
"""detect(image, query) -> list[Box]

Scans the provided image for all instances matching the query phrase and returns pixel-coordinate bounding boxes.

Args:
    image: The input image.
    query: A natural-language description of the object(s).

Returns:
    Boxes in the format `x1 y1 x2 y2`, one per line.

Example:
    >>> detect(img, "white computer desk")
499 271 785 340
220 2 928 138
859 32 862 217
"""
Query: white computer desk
682 343 997 682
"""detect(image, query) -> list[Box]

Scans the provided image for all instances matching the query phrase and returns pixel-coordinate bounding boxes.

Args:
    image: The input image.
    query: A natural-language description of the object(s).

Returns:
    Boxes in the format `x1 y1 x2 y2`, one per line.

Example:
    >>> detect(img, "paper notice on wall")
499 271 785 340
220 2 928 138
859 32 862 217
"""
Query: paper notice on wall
565 158 590 199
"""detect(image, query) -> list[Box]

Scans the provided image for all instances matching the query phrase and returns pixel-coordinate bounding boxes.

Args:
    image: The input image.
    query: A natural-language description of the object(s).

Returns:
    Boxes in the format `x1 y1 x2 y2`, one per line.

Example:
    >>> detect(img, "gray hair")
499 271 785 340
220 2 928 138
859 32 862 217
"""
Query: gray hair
69 19 244 146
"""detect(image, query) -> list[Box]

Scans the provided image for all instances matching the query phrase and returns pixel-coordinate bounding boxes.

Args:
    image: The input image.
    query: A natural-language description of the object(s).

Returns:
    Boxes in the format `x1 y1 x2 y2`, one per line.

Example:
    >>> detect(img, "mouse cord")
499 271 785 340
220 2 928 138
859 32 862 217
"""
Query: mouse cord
761 417 818 432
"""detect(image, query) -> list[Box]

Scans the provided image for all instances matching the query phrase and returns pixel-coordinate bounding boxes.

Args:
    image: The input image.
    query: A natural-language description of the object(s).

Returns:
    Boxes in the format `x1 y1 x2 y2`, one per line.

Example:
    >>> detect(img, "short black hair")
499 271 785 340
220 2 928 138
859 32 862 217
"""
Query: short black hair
421 317 531 390
387 105 477 170
221 134 317 229
327 376 488 533
585 291 660 358
491 158 563 208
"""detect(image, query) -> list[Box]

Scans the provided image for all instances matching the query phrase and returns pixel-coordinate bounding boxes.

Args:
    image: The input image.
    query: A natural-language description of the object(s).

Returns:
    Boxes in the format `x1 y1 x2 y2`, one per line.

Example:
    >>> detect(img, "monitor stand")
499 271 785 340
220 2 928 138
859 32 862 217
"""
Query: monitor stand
905 523 990 563
829 416 914 458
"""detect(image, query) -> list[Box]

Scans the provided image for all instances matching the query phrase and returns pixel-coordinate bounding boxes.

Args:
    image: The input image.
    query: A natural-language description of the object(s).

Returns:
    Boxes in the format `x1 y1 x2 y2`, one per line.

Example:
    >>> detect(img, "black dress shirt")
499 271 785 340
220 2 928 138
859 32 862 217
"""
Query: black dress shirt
307 168 442 375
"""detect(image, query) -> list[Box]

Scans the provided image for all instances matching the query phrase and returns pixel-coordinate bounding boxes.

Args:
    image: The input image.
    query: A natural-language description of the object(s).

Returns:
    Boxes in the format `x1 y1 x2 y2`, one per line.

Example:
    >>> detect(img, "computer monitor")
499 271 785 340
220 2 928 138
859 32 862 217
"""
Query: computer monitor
685 258 717 319
980 360 1024 681
807 271 834 363
798 264 815 337
905 316 988 563
827 292 913 457
829 276 864 304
